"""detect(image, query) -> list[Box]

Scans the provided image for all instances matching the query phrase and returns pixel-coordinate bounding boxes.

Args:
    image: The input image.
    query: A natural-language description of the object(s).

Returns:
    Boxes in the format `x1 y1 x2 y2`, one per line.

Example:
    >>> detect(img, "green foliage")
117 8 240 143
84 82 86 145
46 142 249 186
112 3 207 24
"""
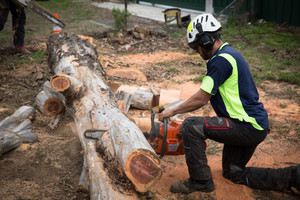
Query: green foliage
32 51 48 63
36 147 46 158
38 0 95 21
278 72 300 85
18 55 30 64
223 19 300 86
261 73 276 81
192 75 204 83
157 61 180 73
111 8 131 31
166 67 179 73
171 29 186 39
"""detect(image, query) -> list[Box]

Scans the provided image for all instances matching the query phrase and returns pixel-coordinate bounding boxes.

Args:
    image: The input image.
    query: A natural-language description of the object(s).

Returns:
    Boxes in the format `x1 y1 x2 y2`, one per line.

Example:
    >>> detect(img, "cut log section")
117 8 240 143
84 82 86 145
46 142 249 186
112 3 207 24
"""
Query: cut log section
116 85 159 110
159 89 181 106
36 91 63 115
107 68 147 82
0 106 38 155
129 117 152 133
131 88 154 110
115 90 132 114
47 33 162 198
35 81 66 116
50 74 71 92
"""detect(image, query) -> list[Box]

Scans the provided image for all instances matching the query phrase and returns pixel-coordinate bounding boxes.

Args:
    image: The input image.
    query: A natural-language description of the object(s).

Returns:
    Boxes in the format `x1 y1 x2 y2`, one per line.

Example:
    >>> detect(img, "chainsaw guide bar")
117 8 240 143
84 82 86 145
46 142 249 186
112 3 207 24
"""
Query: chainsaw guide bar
14 0 66 28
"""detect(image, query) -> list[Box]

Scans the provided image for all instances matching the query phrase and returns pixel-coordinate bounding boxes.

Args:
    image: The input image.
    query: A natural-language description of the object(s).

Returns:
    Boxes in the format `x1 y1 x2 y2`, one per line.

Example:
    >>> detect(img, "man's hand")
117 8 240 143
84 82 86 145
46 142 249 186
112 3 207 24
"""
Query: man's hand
159 109 175 122
158 89 211 122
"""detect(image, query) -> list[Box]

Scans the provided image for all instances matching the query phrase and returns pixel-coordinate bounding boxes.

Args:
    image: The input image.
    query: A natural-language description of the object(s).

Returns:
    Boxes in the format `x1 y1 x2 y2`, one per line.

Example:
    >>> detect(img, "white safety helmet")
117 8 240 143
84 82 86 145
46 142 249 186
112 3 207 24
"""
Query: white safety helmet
187 13 222 50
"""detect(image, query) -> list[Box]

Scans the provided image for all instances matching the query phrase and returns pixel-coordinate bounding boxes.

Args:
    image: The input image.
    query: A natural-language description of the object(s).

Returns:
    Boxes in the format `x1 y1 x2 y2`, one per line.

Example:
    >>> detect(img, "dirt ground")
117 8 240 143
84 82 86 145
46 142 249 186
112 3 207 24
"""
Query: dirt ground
0 4 300 200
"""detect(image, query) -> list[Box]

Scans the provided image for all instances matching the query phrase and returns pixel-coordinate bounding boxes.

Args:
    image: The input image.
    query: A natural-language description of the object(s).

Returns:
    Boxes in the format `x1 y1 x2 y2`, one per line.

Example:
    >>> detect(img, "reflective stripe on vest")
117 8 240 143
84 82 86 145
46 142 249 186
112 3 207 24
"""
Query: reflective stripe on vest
218 53 263 130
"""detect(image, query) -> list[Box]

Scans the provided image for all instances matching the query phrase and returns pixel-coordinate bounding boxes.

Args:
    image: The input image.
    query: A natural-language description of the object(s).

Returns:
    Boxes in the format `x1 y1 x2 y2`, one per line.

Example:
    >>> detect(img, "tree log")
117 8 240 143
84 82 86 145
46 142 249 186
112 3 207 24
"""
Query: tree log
106 68 147 82
159 89 181 106
47 33 162 198
35 81 66 116
116 85 159 110
0 106 38 155
129 117 152 133
36 91 63 115
115 90 132 114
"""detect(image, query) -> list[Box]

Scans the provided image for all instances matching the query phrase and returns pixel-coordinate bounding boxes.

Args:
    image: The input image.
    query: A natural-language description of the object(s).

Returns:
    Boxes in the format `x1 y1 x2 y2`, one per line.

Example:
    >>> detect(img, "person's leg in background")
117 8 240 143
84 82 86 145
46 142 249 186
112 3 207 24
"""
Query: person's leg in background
9 1 30 54
0 7 9 31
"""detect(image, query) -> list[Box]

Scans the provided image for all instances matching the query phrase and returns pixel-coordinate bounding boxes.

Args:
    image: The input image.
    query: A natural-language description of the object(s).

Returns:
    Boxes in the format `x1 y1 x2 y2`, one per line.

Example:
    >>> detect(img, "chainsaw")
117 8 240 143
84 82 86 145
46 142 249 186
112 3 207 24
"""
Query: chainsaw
13 0 65 28
147 108 184 158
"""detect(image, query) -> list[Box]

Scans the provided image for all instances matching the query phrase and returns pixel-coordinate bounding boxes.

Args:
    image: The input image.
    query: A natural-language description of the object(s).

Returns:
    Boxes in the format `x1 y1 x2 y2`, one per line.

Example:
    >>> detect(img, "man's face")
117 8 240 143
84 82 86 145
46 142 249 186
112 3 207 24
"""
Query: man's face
196 46 211 60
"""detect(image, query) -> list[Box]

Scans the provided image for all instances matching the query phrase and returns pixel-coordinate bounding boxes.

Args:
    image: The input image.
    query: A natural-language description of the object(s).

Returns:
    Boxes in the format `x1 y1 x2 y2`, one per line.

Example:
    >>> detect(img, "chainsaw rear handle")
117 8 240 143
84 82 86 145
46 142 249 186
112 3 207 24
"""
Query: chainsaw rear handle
159 118 168 159
150 108 168 158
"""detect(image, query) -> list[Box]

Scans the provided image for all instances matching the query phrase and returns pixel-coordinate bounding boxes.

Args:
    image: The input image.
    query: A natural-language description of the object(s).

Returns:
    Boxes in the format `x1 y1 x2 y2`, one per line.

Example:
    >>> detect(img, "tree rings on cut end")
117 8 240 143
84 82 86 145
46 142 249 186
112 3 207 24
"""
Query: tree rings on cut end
50 75 71 92
129 153 162 192
44 98 63 115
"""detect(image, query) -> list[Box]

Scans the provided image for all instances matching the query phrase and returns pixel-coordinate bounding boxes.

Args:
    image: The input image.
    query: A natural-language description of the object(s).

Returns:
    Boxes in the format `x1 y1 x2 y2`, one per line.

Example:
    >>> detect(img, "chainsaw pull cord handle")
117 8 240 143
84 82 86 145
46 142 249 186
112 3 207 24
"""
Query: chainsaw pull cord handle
160 118 168 159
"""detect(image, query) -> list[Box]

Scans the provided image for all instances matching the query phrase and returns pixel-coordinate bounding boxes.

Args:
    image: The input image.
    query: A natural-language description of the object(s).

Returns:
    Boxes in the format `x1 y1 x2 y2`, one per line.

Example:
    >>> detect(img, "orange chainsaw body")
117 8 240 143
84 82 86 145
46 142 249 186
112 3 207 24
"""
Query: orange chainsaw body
148 120 184 155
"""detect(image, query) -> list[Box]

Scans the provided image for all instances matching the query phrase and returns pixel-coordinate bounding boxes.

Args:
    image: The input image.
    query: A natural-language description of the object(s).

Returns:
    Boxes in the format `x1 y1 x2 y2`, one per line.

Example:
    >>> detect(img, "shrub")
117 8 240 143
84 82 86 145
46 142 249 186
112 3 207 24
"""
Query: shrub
111 8 131 31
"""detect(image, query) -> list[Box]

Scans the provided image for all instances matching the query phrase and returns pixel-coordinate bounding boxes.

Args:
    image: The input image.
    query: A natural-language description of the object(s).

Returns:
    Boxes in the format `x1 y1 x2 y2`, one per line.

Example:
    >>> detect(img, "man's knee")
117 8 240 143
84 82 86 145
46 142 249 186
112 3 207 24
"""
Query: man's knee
181 117 206 149
181 117 207 138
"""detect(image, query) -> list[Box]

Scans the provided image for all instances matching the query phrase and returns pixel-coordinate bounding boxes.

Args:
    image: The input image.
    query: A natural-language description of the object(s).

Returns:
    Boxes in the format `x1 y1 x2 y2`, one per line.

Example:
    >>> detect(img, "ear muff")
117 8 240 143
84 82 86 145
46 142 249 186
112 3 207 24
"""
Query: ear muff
198 33 213 50
195 23 214 50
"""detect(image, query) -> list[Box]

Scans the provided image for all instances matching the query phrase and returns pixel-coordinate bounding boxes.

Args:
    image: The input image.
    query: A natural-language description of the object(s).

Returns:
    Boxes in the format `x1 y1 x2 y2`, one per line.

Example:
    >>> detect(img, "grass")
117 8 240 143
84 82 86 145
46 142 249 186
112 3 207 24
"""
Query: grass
32 50 48 63
170 28 186 39
222 17 300 86
157 61 180 73
192 75 205 83
36 147 46 158
0 0 109 48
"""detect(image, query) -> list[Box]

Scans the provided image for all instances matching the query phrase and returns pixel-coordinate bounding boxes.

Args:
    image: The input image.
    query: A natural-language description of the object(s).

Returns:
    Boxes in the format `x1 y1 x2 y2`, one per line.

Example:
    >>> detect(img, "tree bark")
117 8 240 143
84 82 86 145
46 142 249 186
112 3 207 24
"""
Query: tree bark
0 106 38 155
47 33 162 198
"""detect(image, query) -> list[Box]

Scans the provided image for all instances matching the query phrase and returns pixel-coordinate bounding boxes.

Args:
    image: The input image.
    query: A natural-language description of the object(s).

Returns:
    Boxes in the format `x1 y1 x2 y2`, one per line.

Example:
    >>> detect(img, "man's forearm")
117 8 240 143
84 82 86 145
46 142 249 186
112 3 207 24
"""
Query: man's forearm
172 94 207 115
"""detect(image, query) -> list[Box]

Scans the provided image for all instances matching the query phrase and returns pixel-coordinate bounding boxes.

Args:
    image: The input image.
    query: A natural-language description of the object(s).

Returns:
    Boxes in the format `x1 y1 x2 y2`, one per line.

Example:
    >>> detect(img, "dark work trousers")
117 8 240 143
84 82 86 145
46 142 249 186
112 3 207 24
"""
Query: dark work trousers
0 0 26 47
181 116 294 192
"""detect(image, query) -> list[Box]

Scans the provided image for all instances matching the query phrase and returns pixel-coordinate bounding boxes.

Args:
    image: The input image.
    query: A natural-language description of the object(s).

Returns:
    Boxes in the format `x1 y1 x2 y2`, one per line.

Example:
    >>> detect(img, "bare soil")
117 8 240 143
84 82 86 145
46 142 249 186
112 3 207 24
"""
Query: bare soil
0 5 300 200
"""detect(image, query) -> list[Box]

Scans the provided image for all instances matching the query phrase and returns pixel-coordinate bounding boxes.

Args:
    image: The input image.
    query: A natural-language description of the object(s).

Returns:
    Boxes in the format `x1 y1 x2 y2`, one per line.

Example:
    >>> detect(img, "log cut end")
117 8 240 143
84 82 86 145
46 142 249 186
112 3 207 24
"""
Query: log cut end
44 98 63 115
125 150 162 192
50 74 71 92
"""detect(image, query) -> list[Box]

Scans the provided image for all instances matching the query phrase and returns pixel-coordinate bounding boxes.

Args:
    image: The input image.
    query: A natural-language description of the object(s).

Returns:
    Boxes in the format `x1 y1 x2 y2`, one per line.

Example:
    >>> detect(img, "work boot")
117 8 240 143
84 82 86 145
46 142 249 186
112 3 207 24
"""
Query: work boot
291 164 300 192
15 46 31 55
170 178 215 194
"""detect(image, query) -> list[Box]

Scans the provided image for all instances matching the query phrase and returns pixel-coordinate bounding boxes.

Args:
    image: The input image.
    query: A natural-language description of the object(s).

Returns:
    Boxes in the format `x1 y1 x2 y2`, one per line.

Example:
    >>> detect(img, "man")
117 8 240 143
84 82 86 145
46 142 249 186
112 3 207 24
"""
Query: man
0 0 31 54
159 13 299 194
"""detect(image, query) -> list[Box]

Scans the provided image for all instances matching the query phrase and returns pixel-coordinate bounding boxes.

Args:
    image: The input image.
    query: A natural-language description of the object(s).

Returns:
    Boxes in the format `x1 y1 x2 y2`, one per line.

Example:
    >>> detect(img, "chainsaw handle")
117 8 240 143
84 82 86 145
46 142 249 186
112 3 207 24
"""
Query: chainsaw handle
159 118 168 159
151 108 155 130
